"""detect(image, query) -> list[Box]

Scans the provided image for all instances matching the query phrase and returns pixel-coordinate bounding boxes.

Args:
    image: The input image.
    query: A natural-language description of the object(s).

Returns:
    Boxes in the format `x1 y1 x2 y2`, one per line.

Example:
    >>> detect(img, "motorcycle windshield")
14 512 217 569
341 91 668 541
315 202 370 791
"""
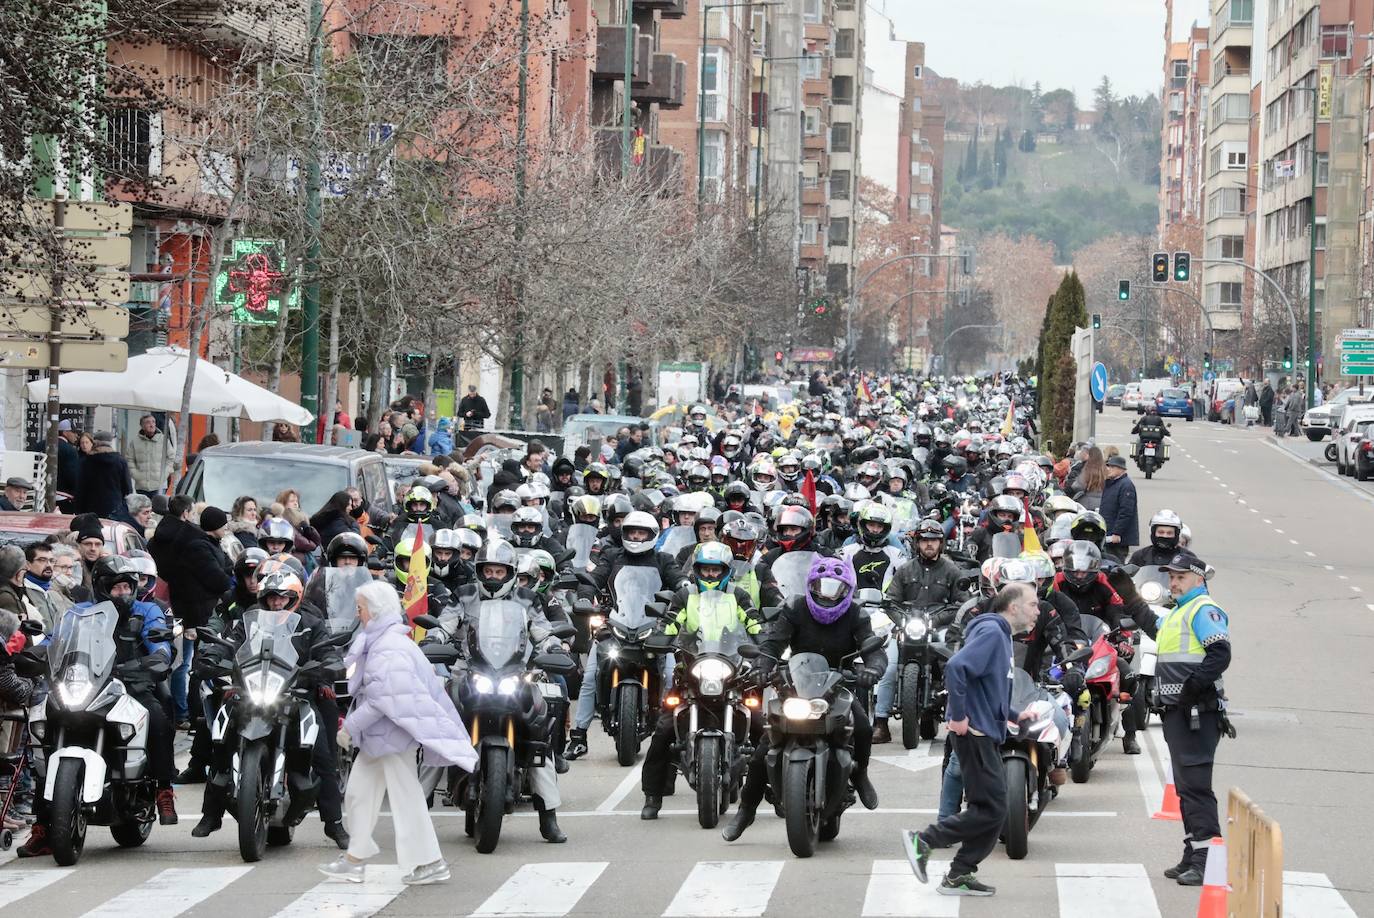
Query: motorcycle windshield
611 565 662 631
397 521 434 547
566 523 598 569
991 532 1022 559
323 567 374 635
787 652 839 700
49 601 117 689
485 512 514 540
237 609 302 670
475 599 529 668
890 499 919 533
771 551 818 602
659 526 695 558
1010 668 1045 710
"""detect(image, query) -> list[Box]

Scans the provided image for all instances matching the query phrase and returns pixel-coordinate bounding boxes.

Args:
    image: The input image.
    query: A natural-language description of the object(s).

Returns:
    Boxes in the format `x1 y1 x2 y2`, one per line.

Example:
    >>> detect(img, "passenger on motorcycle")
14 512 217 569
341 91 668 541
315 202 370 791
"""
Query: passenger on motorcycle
969 495 1023 562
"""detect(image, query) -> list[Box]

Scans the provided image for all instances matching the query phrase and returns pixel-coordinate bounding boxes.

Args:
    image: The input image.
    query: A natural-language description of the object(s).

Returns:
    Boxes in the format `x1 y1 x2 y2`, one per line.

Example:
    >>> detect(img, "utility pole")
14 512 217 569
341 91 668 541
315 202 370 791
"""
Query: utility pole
509 0 530 428
42 199 66 513
300 0 323 441
622 0 636 177
1306 84 1318 408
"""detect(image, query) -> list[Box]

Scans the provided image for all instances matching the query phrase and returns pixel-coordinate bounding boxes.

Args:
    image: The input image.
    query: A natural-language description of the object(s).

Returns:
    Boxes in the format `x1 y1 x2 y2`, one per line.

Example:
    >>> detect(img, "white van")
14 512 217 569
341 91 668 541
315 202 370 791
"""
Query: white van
1134 378 1174 413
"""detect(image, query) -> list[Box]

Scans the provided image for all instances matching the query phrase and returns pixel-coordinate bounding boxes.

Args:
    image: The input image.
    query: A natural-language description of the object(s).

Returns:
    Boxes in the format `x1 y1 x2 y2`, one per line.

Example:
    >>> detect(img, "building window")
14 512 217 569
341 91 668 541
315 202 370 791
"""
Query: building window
1173 60 1188 79
1211 93 1249 124
1220 282 1242 305
918 162 932 185
828 217 850 246
702 128 725 184
831 122 852 152
914 193 932 215
750 8 768 53
104 108 159 177
834 0 855 8
831 75 854 105
911 97 921 112
801 53 823 79
1222 235 1244 259
803 107 821 135
701 47 728 121
803 0 821 23
912 64 922 79
1227 0 1254 24
1207 186 1246 216
801 219 819 245
1321 23 1351 58
1315 221 1326 249
1226 147 1247 170
834 29 855 59
1315 151 1329 186
830 169 851 200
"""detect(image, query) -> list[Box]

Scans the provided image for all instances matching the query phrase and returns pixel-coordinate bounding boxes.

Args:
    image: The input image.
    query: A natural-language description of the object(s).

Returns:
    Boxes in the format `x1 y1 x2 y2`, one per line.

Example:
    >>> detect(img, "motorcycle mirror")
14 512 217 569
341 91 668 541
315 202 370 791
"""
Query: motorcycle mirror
737 643 761 659
299 659 322 673
422 643 459 665
532 651 576 675
1118 617 1137 631
573 599 596 615
19 619 44 637
1063 645 1092 664
13 648 46 678
555 576 578 591
555 549 575 566
644 632 674 652
329 629 354 646
413 614 442 630
1122 563 1139 576
145 627 174 644
759 605 781 622
859 633 887 654
365 534 385 546
654 590 677 603
854 588 884 606
198 630 232 649
549 621 577 640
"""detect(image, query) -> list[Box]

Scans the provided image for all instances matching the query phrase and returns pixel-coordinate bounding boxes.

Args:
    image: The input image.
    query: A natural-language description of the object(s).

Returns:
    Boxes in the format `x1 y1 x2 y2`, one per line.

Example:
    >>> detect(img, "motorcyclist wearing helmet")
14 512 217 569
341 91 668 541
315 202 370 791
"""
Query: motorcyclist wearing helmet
640 542 760 820
189 566 350 847
582 462 611 497
567 511 689 761
721 518 763 608
510 506 569 565
814 495 855 552
719 480 757 515
429 528 477 593
673 505 723 568
21 557 180 854
392 535 453 611
1131 404 1171 442
942 455 977 495
755 505 833 608
588 493 634 563
969 494 1024 562
386 484 438 548
841 503 907 592
1129 509 1185 568
722 555 886 841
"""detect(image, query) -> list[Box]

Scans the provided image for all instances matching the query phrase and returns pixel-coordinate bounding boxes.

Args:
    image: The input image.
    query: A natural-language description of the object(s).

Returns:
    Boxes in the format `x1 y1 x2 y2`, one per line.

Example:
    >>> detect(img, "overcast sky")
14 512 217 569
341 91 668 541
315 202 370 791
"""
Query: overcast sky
873 0 1213 106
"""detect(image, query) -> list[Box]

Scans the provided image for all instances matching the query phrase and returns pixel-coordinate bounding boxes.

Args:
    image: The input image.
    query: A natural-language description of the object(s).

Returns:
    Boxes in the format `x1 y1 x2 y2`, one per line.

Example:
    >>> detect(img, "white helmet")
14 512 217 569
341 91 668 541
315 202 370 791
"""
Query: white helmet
620 510 661 555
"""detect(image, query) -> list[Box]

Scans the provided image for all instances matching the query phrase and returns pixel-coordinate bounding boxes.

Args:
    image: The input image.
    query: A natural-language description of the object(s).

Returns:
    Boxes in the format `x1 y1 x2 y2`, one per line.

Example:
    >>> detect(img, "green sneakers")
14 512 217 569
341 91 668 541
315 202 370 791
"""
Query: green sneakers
937 873 996 897
900 829 931 883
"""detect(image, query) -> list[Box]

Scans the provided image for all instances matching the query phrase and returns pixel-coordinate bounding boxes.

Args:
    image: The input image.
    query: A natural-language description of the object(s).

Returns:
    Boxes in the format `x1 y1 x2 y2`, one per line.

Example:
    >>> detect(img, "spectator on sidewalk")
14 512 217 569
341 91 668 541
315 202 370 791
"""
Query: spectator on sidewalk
75 431 133 518
1100 456 1139 562
1259 381 1274 426
124 415 174 498
1283 387 1305 437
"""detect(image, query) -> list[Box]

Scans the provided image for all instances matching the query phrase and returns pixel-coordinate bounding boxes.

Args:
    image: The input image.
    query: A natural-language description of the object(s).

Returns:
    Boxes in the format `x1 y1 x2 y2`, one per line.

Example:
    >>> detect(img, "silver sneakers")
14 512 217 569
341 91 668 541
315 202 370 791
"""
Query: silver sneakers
317 854 366 883
403 859 451 886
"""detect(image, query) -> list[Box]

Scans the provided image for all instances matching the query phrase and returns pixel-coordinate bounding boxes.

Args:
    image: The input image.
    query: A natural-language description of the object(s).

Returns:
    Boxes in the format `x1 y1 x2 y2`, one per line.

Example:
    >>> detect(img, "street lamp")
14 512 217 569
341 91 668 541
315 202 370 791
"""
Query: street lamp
699 2 780 209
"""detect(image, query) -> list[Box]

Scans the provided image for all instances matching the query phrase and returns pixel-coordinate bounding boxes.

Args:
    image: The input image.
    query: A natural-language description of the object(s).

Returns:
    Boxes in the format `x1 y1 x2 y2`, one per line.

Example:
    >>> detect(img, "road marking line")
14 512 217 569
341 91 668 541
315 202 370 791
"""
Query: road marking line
1305 551 1316 557
1250 508 1259 513
79 867 253 918
1263 440 1374 507
1366 604 1374 612
1130 728 1165 819
594 769 643 812
0 869 75 909
1339 575 1349 580
862 859 958 917
1263 519 1272 524
663 861 784 917
1282 871 1359 917
1325 565 1335 571
1055 863 1161 918
273 865 406 918
471 862 608 917
1238 498 1247 504
560 807 1120 818
1275 528 1285 534
1352 587 1363 593
1289 539 1299 545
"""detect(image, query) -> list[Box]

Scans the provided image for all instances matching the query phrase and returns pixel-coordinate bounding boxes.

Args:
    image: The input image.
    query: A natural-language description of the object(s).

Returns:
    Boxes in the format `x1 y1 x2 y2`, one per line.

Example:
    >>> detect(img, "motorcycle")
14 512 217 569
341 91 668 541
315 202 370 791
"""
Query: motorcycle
1133 435 1168 479
1067 614 1136 784
647 592 757 829
587 567 669 766
741 634 886 858
1001 668 1073 860
25 602 171 865
890 602 954 748
198 609 336 862
1128 568 1169 731
416 606 575 853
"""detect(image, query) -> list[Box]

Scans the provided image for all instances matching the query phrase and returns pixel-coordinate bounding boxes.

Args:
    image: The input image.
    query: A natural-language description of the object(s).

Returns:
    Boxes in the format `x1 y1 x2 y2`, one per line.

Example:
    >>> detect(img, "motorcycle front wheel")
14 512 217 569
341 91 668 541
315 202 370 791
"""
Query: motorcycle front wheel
473 745 508 854
49 758 87 866
236 742 271 862
614 683 643 766
1071 705 1097 784
695 735 722 829
899 663 923 749
1003 757 1031 860
783 757 819 858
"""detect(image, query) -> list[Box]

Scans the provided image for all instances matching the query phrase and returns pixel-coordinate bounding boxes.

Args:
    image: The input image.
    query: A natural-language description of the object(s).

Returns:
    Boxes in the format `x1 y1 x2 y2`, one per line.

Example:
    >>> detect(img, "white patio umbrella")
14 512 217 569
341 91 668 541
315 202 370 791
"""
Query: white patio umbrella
24 346 313 425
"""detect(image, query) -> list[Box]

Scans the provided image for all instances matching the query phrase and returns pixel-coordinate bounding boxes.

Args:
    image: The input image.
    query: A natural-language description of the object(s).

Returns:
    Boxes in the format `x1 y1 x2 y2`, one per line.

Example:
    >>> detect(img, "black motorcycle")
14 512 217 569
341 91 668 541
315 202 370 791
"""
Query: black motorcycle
741 634 885 858
890 602 955 748
1134 434 1167 479
583 568 670 766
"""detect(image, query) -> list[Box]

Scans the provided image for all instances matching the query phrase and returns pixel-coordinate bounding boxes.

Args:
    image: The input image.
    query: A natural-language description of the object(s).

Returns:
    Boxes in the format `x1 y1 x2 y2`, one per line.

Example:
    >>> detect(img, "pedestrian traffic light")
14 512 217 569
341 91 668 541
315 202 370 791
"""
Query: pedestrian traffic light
1118 280 1130 301
1283 346 1293 370
1203 351 1212 370
1152 252 1169 282
1092 313 1101 329
1173 251 1191 282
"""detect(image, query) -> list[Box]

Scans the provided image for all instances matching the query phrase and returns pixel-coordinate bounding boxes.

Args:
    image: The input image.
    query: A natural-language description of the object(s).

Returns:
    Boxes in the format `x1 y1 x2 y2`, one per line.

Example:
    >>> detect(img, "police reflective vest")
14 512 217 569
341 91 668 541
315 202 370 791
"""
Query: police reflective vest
733 565 760 609
1153 592 1224 707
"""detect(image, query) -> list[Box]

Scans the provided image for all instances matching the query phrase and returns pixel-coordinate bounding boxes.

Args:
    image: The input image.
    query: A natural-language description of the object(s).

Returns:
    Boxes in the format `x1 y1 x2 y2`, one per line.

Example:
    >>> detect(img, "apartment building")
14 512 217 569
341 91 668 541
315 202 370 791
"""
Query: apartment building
1256 0 1371 382
1202 0 1255 346
1160 27 1210 239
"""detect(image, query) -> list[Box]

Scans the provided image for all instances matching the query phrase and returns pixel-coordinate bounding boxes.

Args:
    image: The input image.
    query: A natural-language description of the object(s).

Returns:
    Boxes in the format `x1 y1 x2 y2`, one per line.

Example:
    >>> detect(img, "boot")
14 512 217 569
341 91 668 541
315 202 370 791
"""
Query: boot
1162 858 1192 880
554 750 569 775
191 813 222 838
174 766 206 785
852 768 879 810
640 795 662 820
872 719 892 744
534 796 566 844
721 804 756 842
156 787 178 826
564 729 589 761
1122 733 1141 755
15 823 49 858
1174 865 1205 886
324 820 350 850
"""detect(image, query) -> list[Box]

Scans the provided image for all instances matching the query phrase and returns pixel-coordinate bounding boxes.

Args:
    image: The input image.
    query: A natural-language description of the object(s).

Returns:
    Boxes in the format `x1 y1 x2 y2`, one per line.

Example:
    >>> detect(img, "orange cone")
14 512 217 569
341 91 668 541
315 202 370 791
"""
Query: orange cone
1153 767 1182 820
1195 837 1229 918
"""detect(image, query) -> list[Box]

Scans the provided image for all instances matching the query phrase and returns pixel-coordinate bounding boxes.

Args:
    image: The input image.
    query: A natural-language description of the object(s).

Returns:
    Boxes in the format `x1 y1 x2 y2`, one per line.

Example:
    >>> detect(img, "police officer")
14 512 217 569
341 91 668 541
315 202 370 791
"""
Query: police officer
1148 549 1232 887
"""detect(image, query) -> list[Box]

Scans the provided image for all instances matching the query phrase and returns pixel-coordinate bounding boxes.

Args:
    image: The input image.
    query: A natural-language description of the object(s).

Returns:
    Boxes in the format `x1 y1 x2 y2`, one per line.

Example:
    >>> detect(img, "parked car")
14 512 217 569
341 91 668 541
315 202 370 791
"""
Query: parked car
1351 422 1374 480
1154 387 1194 421
1104 384 1126 407
1334 406 1374 476
1120 383 1144 411
0 512 144 554
1303 386 1374 441
176 442 396 519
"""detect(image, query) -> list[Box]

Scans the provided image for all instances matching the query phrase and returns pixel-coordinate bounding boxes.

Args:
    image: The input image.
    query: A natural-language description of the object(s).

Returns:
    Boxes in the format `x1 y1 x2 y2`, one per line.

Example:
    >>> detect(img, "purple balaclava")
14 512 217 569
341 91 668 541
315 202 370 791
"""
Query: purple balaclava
805 555 856 624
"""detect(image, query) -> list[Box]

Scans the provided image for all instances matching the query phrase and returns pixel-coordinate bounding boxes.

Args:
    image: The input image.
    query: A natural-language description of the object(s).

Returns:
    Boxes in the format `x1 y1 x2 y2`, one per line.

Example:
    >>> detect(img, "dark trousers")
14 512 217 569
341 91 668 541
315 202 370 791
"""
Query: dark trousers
738 704 872 810
643 706 762 797
921 732 1006 877
133 689 175 786
1161 707 1221 867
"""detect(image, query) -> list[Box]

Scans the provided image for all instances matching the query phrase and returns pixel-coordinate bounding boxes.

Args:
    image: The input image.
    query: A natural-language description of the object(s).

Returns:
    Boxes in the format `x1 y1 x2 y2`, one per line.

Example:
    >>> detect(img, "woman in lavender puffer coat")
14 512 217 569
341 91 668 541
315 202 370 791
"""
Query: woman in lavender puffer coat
318 581 477 886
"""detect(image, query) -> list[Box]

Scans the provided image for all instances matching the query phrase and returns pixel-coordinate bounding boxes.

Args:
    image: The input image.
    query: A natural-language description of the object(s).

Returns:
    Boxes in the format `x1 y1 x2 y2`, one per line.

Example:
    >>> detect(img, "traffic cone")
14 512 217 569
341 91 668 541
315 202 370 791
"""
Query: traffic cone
1152 767 1182 820
1195 837 1229 918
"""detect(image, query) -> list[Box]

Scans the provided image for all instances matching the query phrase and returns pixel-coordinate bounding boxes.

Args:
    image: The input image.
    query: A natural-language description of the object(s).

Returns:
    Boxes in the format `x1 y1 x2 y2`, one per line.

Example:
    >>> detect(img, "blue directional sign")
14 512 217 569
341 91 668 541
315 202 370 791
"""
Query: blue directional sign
1090 362 1108 401
1203 370 1216 382
1169 362 1182 376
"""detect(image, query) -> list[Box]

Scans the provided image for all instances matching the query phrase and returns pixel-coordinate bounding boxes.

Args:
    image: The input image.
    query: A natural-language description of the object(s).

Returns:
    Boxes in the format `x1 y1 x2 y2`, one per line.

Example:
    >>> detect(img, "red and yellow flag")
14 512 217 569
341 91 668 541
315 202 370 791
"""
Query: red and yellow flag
401 525 428 637
1000 400 1015 438
857 377 873 402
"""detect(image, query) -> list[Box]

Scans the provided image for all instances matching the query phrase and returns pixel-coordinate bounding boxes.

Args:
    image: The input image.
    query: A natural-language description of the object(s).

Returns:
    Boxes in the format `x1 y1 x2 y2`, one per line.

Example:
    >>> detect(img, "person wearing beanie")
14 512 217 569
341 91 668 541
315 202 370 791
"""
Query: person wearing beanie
200 505 229 535
0 546 28 621
73 430 133 518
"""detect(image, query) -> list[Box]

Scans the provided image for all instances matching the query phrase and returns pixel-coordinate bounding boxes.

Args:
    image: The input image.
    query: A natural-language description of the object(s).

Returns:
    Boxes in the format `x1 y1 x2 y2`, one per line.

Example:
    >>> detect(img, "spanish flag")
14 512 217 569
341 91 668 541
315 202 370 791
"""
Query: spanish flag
401 525 429 638
857 377 873 402
1000 400 1015 438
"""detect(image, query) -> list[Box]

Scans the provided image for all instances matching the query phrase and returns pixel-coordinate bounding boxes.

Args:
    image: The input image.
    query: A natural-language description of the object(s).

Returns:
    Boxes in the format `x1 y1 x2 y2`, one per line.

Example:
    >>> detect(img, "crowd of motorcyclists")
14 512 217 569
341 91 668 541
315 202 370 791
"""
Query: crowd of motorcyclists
0 370 1211 895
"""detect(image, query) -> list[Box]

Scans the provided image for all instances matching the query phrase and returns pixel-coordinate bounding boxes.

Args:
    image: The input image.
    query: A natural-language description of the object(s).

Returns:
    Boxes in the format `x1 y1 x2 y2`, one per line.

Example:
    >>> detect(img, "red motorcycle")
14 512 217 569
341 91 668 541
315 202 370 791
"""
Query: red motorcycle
1067 613 1135 784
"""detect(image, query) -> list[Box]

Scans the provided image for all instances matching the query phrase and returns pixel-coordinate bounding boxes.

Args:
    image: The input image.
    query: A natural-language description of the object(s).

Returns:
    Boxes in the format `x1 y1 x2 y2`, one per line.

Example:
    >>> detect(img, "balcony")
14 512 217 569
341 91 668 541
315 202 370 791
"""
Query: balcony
167 0 307 52
802 185 826 205
803 132 827 152
803 78 829 99
594 24 642 80
640 0 687 17
632 34 653 86
636 53 683 106
645 145 683 191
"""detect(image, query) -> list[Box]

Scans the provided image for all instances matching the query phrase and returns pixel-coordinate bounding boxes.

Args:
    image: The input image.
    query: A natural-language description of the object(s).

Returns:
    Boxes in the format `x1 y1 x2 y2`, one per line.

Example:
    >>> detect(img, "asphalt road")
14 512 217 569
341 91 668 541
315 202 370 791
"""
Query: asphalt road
0 410 1364 917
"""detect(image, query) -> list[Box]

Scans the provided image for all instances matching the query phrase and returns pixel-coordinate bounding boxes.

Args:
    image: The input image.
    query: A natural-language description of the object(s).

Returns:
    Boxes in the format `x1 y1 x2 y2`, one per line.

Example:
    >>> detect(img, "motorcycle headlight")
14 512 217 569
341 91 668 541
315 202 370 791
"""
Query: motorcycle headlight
605 641 621 659
782 697 829 720
1084 656 1110 680
246 671 286 707
116 723 136 741
691 659 735 683
612 624 629 642
589 615 605 629
497 676 519 695
56 663 94 709
472 673 495 694
637 626 654 641
903 617 929 640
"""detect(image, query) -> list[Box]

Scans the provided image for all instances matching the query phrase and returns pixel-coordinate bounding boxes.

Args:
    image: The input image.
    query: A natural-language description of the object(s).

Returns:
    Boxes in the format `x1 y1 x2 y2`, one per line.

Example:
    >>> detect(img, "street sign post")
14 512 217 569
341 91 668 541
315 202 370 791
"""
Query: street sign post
0 339 127 371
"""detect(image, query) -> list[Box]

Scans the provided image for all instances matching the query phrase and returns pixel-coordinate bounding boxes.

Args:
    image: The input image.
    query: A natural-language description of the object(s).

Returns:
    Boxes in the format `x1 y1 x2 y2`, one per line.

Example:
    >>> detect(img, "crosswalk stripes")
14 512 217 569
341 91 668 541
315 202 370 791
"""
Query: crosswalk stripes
270 865 406 918
78 866 253 918
661 861 785 917
1054 863 1161 918
470 862 608 917
860 860 956 917
1282 871 1359 918
0 868 74 909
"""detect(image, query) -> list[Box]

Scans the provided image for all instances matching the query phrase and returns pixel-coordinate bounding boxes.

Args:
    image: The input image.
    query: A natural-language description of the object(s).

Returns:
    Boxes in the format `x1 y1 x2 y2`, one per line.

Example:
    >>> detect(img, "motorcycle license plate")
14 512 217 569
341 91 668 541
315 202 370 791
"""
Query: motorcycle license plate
537 682 565 700
1144 447 1156 456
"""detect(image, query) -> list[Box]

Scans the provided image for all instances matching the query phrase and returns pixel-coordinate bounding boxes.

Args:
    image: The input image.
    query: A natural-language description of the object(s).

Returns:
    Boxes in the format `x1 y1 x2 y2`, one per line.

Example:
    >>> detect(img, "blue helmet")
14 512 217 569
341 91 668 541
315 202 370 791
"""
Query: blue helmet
692 542 734 592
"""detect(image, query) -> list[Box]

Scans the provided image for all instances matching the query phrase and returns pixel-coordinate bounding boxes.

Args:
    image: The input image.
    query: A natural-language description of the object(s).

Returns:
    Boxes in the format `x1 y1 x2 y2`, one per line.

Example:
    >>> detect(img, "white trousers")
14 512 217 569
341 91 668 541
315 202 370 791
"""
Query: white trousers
344 750 443 872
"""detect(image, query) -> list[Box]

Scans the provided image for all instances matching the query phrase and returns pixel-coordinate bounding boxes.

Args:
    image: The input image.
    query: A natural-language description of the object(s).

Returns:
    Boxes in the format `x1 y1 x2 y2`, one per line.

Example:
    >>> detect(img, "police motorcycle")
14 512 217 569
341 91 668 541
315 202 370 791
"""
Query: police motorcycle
740 633 887 858
413 604 575 854
196 606 342 862
1001 667 1073 860
1128 566 1168 730
644 592 757 829
24 602 171 865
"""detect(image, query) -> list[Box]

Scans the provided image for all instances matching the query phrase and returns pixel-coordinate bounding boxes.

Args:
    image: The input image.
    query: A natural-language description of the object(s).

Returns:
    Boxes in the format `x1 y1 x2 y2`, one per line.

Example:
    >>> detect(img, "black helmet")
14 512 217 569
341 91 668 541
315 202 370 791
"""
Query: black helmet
474 538 518 599
1062 539 1102 590
913 519 946 542
722 481 751 509
942 455 969 478
92 555 142 614
326 532 369 566
234 546 270 582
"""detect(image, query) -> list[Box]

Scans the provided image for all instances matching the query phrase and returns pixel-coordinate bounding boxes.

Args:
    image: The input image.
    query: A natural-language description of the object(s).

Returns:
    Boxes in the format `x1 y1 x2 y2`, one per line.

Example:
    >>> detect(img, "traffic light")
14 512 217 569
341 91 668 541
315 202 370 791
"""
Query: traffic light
1152 252 1169 282
1118 280 1130 301
1283 346 1293 371
1203 351 1212 370
773 350 784 362
1092 313 1101 329
813 298 827 316
1173 251 1191 282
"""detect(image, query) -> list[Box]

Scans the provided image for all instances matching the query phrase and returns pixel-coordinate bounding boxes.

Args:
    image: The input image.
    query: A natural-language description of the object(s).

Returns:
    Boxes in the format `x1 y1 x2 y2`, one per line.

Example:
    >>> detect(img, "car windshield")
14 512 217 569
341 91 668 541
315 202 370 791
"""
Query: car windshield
1163 389 1187 399
196 456 347 514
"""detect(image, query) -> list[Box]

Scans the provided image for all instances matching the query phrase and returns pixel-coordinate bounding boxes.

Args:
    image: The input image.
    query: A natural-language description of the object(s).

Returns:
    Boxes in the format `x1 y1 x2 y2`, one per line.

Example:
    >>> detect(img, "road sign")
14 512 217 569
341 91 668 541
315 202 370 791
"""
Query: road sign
0 304 129 338
1090 362 1108 401
1 266 130 306
0 338 127 371
1341 327 1374 339
1340 340 1374 352
1204 370 1216 381
1169 362 1181 376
